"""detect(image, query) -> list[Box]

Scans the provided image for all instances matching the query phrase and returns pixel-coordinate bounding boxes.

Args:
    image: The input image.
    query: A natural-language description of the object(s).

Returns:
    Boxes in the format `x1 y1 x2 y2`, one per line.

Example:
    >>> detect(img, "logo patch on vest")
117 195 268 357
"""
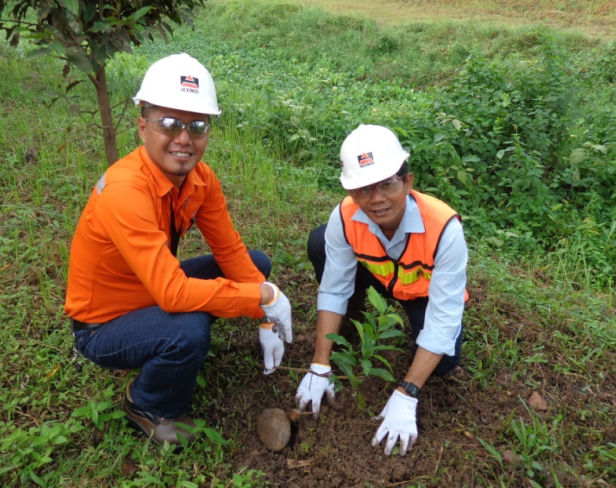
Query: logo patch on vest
357 152 374 167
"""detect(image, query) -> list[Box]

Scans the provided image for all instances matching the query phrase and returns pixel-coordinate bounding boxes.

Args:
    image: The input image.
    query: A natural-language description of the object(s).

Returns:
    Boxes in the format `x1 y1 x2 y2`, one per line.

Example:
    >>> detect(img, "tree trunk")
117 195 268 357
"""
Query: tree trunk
93 65 119 165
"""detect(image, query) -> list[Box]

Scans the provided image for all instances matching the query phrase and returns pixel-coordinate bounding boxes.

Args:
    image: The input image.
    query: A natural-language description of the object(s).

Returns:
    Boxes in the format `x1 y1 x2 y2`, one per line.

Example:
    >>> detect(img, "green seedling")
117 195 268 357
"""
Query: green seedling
326 286 405 410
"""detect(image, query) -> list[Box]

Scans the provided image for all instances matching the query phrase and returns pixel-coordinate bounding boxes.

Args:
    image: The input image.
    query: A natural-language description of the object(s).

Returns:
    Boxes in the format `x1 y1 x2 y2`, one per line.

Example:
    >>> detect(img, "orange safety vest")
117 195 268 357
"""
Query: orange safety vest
340 190 465 301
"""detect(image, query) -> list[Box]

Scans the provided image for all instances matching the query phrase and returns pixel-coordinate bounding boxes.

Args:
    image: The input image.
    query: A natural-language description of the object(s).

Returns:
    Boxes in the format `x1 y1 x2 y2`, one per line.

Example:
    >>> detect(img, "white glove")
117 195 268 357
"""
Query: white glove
260 282 293 343
259 322 284 374
371 390 418 456
295 363 336 419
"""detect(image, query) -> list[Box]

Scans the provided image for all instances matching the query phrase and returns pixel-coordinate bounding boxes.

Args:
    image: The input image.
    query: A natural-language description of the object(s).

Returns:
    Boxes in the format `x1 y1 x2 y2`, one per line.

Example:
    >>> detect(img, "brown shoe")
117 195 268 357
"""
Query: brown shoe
123 381 196 446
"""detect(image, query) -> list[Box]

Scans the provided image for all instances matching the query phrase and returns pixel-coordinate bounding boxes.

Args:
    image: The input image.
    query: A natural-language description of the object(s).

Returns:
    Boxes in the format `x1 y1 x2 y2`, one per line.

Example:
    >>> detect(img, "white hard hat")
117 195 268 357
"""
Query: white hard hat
339 124 409 190
133 53 221 115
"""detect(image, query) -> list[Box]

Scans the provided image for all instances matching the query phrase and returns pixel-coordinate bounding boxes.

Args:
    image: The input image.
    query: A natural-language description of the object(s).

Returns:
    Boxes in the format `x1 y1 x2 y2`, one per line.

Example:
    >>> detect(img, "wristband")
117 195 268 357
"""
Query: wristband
262 282 279 306
309 363 332 378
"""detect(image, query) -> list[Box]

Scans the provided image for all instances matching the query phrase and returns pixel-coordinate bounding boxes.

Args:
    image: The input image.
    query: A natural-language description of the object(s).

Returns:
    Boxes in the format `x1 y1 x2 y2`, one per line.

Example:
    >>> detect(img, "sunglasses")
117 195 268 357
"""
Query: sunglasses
145 117 210 139
348 175 404 200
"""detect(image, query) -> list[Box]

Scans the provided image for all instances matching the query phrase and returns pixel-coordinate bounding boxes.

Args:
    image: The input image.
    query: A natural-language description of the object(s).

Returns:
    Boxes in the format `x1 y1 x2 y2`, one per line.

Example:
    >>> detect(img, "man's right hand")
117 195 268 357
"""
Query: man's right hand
295 363 336 419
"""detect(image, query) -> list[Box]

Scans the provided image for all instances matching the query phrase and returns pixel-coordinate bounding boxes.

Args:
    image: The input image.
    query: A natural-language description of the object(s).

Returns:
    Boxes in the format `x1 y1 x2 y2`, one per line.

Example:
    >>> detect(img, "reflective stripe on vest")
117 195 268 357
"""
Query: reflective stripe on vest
358 259 433 285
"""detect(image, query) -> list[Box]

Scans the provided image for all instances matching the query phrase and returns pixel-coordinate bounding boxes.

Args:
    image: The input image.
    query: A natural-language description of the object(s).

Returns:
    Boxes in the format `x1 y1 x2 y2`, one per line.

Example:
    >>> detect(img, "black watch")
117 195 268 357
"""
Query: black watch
399 381 421 398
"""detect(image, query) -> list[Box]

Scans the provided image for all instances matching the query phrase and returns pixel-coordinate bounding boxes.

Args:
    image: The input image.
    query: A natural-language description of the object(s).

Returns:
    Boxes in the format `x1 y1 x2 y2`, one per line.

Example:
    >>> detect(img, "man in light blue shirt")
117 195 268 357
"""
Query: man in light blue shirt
295 124 468 456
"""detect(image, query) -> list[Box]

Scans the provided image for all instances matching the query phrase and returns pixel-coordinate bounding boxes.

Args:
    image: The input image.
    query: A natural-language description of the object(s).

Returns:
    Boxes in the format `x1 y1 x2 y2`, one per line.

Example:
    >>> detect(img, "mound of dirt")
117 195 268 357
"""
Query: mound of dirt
198 325 499 487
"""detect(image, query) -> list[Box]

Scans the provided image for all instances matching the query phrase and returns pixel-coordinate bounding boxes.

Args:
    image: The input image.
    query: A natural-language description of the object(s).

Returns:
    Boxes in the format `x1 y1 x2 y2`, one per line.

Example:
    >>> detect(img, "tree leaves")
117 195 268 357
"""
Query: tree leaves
0 0 206 165
0 0 206 75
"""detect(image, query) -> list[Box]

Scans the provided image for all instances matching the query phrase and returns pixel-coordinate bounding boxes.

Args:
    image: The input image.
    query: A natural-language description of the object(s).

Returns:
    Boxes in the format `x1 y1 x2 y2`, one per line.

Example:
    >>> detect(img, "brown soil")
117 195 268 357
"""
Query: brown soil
192 276 615 487
218 336 482 488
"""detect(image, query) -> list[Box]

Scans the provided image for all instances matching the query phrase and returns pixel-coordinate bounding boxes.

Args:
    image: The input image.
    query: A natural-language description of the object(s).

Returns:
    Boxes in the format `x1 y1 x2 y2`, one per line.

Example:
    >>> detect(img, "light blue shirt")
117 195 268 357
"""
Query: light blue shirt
318 195 468 356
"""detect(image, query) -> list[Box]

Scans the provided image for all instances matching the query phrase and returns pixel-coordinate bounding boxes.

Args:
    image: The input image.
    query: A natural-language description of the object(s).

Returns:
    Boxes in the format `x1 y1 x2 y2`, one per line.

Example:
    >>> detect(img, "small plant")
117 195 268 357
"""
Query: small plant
71 386 125 432
0 418 84 486
326 286 405 409
504 401 564 483
230 468 269 488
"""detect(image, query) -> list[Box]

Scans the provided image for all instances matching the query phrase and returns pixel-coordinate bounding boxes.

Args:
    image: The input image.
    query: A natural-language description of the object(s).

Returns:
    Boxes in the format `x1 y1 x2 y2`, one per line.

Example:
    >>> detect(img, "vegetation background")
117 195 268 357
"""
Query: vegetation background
0 0 614 486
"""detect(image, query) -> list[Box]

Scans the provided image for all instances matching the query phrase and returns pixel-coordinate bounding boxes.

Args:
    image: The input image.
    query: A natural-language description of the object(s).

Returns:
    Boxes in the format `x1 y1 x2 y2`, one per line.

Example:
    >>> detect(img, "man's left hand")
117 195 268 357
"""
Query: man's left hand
259 322 284 374
371 390 418 456
260 282 293 343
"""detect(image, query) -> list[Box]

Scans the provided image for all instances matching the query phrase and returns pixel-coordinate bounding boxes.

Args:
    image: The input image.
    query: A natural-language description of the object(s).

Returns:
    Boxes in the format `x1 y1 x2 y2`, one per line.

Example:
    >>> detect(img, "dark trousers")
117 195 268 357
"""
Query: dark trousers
73 251 271 418
307 225 461 376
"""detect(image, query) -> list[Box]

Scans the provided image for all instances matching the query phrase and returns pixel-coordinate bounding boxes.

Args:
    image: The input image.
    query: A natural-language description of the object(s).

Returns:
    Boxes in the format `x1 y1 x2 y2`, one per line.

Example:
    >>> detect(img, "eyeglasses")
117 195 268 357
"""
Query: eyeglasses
145 117 210 139
348 175 403 200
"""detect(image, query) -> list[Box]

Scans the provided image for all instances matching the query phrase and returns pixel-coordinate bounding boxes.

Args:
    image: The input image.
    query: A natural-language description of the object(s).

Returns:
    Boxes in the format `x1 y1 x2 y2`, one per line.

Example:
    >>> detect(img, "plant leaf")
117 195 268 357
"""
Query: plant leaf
367 367 395 382
326 332 351 348
378 329 405 340
360 359 373 376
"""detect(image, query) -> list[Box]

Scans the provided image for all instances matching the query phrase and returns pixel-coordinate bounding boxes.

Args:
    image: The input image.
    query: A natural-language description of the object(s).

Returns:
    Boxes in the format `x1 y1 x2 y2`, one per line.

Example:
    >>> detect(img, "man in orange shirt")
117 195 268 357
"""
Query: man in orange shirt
65 53 292 447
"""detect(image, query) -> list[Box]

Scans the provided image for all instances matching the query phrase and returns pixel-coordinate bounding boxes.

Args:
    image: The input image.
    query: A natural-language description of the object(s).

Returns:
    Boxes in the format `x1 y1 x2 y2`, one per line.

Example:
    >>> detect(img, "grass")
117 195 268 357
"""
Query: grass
1 0 615 486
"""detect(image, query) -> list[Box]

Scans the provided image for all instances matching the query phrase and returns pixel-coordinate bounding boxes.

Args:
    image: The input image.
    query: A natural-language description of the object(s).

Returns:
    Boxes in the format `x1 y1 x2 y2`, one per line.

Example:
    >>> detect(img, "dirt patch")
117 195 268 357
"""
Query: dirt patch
201 327 501 487
191 276 614 487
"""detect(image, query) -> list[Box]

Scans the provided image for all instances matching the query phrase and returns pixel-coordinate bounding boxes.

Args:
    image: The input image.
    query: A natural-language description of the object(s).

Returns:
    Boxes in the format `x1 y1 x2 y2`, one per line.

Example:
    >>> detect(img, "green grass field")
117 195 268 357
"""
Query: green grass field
0 0 614 486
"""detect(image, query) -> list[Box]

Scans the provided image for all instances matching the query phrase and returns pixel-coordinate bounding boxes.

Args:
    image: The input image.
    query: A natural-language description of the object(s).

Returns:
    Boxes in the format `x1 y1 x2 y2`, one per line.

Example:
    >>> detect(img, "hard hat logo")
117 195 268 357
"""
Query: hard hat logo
180 75 199 91
357 152 374 167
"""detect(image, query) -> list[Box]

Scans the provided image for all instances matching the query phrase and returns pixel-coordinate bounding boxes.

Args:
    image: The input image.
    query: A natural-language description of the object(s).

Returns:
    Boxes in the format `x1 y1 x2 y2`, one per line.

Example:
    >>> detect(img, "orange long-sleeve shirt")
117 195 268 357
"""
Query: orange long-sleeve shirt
64 146 265 323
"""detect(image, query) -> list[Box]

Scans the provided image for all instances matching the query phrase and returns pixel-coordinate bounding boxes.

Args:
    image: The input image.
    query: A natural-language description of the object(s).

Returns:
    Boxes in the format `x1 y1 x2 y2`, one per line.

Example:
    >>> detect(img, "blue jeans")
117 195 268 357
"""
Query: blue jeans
73 251 271 418
307 224 462 376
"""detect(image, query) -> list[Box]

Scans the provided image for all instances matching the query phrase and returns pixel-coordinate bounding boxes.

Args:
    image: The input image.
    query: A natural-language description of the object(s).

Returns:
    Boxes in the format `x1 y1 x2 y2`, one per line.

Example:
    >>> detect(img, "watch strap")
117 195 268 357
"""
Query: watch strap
400 380 421 397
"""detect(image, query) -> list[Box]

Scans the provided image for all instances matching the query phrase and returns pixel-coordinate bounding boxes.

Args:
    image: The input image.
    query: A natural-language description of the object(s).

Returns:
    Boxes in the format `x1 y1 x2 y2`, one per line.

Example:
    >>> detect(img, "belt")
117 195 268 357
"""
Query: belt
71 319 104 331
